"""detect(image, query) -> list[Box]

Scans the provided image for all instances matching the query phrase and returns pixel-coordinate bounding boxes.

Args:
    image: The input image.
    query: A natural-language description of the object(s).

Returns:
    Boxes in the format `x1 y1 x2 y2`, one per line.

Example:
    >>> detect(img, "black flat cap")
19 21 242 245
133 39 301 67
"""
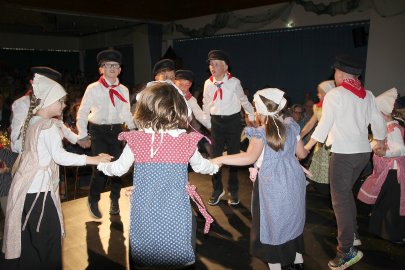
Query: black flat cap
153 59 175 76
96 49 122 65
207 50 230 65
175 70 194 82
332 54 364 75
31 66 62 83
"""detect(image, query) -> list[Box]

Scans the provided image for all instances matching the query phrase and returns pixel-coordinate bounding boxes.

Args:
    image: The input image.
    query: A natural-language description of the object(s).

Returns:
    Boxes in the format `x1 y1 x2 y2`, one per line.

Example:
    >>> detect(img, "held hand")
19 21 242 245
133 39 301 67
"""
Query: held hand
98 153 113 162
77 139 91 149
248 167 258 182
372 140 386 157
125 186 134 197
210 157 223 168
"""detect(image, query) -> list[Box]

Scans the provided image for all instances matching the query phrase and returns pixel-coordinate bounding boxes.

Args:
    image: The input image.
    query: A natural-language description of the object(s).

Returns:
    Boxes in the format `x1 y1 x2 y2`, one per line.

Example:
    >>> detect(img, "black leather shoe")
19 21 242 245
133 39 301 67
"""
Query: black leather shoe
208 190 225 205
88 199 102 219
285 263 304 270
110 200 120 215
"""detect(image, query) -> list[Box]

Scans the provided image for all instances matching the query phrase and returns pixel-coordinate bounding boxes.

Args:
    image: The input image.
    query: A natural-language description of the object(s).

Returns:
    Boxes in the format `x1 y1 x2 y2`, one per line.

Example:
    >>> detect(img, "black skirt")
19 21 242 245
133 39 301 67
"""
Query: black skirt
369 169 405 242
250 178 304 266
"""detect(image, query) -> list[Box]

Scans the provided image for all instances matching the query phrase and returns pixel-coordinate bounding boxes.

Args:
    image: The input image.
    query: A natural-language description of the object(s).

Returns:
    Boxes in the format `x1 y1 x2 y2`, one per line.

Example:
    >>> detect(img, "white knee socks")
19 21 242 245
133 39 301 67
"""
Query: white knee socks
268 263 281 270
294 252 304 264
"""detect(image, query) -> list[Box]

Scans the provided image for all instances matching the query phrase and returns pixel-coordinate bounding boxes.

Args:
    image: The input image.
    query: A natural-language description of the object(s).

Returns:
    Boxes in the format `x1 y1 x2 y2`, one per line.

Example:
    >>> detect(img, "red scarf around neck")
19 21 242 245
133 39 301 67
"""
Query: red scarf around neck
340 78 366 99
98 76 127 106
209 73 232 101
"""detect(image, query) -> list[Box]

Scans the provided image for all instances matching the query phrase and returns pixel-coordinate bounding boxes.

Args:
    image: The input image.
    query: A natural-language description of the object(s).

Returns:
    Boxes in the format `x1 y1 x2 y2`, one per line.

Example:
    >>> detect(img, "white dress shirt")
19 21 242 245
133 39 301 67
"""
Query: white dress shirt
11 95 78 153
311 86 386 154
27 116 87 193
202 75 255 121
97 128 219 176
187 96 211 129
76 78 135 139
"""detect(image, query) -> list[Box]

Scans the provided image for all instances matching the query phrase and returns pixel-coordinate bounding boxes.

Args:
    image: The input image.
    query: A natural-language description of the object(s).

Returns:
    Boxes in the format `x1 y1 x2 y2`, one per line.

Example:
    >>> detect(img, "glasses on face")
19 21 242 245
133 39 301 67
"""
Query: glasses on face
103 63 121 69
58 98 66 105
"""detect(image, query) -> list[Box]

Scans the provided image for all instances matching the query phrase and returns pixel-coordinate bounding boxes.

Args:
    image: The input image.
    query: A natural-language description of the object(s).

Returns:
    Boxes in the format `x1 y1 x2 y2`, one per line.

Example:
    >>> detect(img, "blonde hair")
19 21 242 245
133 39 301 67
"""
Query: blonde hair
258 95 286 151
134 83 189 131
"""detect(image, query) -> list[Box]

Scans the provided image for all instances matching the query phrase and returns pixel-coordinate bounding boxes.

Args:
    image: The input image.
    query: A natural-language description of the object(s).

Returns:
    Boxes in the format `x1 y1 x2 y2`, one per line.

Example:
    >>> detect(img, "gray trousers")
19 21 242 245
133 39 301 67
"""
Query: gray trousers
329 152 370 253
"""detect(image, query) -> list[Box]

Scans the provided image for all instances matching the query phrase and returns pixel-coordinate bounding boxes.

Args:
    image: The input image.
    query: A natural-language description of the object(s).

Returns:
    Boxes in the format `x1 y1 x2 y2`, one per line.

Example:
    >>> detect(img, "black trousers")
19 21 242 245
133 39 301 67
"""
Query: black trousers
211 113 242 196
2 193 62 270
88 123 124 203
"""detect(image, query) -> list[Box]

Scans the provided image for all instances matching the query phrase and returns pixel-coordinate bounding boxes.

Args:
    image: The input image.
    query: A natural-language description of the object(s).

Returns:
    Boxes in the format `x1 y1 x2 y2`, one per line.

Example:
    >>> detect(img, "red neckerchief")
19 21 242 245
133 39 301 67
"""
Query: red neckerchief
316 100 323 108
340 78 366 99
184 92 193 101
98 76 127 106
210 73 232 101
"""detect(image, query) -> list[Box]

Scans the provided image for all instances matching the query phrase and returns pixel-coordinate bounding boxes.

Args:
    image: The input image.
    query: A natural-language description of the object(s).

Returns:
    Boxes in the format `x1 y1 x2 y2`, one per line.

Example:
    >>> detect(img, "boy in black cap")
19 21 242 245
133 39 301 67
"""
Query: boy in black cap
10 67 82 153
305 53 386 270
153 59 175 81
202 49 255 206
175 69 210 129
76 49 135 219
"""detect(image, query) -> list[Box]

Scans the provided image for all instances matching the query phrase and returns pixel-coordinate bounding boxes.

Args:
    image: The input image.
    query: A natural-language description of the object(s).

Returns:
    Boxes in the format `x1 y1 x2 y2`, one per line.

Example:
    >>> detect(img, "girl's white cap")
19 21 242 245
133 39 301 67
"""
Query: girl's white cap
32 73 66 110
375 88 397 115
318 80 335 94
253 88 286 116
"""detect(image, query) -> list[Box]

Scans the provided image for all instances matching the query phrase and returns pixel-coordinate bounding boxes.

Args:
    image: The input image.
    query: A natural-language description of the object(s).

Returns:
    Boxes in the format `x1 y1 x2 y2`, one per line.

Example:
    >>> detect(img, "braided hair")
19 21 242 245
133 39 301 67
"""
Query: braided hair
19 93 40 153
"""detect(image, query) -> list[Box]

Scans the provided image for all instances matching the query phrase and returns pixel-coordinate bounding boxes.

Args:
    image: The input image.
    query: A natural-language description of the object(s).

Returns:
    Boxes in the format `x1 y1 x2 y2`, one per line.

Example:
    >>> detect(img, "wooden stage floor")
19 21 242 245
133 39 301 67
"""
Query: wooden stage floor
1 168 404 269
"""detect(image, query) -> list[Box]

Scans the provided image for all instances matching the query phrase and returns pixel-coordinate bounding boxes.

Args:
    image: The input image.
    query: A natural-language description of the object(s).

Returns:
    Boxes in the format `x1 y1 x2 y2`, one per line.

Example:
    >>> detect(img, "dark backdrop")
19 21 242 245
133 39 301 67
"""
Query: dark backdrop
173 21 369 105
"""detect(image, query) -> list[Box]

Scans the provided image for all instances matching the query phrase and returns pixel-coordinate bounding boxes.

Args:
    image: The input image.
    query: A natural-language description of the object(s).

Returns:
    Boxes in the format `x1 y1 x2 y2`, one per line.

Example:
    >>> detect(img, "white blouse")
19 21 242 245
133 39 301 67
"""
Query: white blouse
28 116 87 193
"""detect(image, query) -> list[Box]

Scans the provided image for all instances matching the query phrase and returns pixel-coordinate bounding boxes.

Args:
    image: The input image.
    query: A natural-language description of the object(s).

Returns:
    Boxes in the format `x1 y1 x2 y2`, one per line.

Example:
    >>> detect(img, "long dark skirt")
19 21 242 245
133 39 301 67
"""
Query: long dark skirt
369 170 405 242
250 178 304 266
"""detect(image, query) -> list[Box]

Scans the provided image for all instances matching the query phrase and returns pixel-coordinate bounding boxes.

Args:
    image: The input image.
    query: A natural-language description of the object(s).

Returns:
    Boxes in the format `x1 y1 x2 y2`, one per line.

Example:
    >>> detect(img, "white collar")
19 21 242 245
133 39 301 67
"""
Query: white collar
143 127 187 137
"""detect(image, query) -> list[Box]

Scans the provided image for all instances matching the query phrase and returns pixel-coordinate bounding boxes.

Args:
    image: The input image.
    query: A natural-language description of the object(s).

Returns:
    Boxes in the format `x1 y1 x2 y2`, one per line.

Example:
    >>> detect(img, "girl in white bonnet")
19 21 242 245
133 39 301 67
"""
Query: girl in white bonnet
2 74 112 270
301 80 335 194
357 88 405 243
212 88 309 270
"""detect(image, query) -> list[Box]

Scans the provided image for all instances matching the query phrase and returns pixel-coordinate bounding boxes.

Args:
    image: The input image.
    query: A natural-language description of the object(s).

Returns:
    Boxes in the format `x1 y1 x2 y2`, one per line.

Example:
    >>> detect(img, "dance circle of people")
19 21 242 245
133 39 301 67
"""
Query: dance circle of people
0 48 403 270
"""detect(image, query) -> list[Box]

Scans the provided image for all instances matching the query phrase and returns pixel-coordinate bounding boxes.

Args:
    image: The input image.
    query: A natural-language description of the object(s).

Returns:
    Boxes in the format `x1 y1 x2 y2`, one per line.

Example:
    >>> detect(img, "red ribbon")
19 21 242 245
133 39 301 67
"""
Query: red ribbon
213 82 223 101
186 183 213 234
340 78 366 99
210 73 232 101
98 76 128 106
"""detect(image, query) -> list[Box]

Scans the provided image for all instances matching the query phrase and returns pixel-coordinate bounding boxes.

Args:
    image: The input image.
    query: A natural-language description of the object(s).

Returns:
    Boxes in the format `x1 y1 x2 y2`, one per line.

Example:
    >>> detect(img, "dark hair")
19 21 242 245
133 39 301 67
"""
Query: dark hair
259 95 286 151
20 94 40 153
134 83 189 131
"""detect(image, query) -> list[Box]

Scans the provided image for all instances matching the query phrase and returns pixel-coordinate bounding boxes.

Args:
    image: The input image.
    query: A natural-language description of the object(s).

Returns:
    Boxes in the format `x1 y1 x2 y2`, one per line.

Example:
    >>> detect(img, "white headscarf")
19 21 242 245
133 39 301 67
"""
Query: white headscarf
32 73 66 113
318 80 335 94
253 88 286 116
375 88 398 115
253 88 286 138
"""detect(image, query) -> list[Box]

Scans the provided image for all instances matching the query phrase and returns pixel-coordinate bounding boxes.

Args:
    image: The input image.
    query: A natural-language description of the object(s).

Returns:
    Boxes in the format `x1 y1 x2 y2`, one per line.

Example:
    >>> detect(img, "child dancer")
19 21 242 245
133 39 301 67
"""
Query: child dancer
212 88 309 270
1 74 112 270
358 88 405 243
97 81 218 268
301 80 335 194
